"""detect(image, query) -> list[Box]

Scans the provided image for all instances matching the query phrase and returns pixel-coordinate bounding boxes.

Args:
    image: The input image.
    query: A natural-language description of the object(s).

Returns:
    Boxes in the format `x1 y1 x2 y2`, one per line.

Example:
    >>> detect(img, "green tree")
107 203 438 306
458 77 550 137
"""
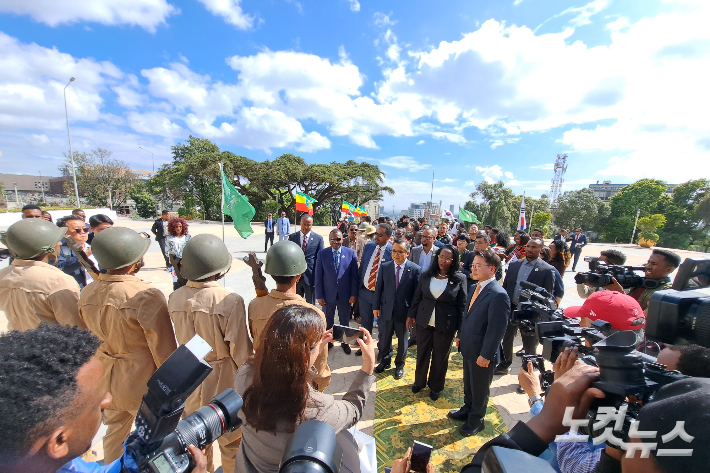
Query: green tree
637 214 666 242
530 212 554 237
553 188 608 232
609 179 667 217
129 184 158 219
657 179 709 249
464 181 516 229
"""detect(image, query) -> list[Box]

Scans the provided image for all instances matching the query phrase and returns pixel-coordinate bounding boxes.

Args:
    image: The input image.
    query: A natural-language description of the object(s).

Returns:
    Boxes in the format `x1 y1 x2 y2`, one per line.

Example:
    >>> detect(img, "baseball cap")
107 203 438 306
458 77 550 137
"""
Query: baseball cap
563 291 645 330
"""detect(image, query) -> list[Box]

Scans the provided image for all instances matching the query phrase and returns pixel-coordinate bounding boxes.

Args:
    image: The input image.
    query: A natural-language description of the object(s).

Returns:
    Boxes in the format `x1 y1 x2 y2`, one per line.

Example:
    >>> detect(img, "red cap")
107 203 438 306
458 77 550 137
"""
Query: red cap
563 291 645 330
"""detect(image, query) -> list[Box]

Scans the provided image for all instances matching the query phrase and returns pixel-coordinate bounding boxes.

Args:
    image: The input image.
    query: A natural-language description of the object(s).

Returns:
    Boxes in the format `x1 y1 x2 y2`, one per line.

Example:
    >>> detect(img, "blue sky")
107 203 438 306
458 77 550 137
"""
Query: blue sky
1 0 708 211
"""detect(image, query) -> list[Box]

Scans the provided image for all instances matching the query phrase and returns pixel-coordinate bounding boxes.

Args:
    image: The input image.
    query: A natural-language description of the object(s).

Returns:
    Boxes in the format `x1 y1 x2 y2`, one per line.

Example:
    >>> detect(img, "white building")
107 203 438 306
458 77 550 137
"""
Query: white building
408 203 426 219
363 200 381 219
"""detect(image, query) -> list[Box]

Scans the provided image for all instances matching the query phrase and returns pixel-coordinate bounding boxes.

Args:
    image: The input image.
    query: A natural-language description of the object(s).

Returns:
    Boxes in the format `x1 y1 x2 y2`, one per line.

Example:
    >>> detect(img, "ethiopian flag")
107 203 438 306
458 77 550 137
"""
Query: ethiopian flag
342 201 353 213
296 192 317 215
221 169 256 238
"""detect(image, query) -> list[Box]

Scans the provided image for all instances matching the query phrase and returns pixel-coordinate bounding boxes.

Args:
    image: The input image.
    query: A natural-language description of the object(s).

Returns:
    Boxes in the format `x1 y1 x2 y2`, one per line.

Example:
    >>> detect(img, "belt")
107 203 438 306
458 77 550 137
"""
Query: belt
96 347 151 361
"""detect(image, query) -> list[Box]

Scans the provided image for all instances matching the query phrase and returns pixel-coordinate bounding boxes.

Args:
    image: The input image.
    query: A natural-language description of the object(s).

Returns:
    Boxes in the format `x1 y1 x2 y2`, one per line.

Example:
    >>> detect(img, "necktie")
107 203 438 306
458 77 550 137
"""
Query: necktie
395 265 401 290
302 234 308 253
468 283 482 312
367 248 382 290
334 249 340 273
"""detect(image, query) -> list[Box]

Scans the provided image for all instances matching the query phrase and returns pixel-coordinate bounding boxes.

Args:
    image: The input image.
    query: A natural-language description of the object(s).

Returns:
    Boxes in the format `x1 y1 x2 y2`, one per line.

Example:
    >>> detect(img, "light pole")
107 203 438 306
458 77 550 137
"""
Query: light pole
39 171 45 203
138 146 155 174
64 77 80 206
13 182 19 207
107 186 113 210
630 208 641 245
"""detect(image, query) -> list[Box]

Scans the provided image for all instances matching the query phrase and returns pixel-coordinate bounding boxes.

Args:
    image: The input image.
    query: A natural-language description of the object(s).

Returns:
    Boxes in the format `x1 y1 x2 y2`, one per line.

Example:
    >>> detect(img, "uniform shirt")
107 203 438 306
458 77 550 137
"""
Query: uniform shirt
513 257 539 305
78 273 177 410
363 243 388 289
247 290 331 391
0 259 84 331
168 280 253 443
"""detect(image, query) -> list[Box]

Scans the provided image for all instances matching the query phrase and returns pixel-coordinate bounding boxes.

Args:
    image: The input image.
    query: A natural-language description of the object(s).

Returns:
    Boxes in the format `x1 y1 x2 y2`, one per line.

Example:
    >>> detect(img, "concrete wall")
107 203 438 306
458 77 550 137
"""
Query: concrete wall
0 208 118 230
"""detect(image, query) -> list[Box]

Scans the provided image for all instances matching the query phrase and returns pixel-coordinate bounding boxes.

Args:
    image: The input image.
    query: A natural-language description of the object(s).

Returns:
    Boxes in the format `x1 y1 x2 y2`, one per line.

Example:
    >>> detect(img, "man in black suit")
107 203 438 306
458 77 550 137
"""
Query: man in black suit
151 210 170 269
497 238 555 379
263 213 275 252
450 249 510 436
373 238 421 379
568 227 588 271
288 215 324 304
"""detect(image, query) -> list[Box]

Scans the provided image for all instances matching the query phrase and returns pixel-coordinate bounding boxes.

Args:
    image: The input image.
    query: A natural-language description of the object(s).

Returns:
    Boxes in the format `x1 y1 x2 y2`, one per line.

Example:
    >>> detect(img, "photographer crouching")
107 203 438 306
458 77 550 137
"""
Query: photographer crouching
0 325 207 473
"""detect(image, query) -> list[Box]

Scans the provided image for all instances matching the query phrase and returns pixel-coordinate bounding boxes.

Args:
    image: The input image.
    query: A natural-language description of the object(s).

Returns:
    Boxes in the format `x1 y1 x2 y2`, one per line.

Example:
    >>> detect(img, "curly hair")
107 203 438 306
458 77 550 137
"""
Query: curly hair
550 239 572 269
667 344 710 377
424 244 461 282
242 306 324 433
0 326 100 457
167 217 189 237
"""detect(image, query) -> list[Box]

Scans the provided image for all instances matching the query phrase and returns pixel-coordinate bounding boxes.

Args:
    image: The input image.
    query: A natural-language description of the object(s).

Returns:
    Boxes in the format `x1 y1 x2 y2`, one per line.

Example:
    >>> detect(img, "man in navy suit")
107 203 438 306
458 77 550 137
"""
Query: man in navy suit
357 223 393 355
315 229 359 353
288 215 324 304
264 212 275 252
568 227 588 271
449 248 510 436
373 238 421 379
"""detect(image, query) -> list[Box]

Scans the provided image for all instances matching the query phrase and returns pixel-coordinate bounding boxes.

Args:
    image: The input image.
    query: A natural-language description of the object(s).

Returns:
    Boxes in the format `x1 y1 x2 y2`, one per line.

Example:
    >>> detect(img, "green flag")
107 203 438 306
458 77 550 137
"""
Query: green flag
221 170 256 238
458 207 481 224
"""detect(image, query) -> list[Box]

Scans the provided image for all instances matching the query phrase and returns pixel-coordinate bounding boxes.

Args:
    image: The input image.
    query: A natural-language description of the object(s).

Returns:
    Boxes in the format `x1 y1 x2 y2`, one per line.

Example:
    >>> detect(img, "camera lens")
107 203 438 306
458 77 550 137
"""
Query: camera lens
175 389 243 452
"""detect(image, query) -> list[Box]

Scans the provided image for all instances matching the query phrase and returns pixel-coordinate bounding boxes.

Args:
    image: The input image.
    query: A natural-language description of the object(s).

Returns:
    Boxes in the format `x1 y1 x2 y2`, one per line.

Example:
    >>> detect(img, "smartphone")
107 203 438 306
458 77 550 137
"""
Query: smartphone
410 441 433 473
332 324 364 343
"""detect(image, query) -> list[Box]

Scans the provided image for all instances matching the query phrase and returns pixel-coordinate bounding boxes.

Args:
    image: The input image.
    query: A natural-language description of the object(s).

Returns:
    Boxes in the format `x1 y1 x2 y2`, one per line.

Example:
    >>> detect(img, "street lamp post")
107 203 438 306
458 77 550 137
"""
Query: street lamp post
64 77 81 206
39 171 46 203
13 182 19 207
138 146 155 174
630 208 641 245
107 186 113 210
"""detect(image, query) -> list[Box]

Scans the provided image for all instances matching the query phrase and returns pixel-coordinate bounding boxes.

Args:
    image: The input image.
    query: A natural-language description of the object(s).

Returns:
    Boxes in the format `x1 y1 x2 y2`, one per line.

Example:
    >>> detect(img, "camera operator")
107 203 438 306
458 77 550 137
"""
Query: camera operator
577 250 627 299
0 325 207 473
461 362 710 473
605 249 680 312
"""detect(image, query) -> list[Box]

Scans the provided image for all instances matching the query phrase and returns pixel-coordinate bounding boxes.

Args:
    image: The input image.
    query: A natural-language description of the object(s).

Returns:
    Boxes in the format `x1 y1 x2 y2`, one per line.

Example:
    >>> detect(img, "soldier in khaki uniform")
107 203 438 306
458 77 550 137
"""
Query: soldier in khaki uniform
78 227 177 463
168 235 252 473
0 219 84 331
248 240 331 391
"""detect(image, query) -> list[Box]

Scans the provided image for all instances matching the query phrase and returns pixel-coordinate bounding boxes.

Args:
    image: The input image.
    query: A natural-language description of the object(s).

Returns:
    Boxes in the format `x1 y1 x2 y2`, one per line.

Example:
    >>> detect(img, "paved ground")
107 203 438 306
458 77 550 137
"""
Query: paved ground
0 217 705 470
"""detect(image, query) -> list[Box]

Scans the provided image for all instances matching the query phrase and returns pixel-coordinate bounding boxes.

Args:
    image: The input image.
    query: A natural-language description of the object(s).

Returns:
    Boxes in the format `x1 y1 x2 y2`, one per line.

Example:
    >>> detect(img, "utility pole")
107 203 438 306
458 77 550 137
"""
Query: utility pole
13 182 19 207
138 146 155 174
39 171 46 203
631 208 641 244
107 186 113 210
64 77 80 206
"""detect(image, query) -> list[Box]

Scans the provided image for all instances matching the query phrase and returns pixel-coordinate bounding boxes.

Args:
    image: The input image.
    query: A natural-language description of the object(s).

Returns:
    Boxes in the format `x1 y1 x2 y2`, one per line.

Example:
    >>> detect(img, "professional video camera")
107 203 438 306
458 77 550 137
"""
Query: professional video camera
574 256 663 289
279 421 343 473
124 336 243 473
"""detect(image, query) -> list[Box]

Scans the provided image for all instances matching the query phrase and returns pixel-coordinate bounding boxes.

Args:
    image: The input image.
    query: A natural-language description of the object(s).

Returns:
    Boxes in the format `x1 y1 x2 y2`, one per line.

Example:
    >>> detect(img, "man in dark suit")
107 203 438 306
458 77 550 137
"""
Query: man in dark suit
357 223 393 355
315 229 359 352
568 227 588 271
373 238 421 378
151 210 170 269
264 213 275 252
288 215 324 304
497 237 555 380
449 249 510 436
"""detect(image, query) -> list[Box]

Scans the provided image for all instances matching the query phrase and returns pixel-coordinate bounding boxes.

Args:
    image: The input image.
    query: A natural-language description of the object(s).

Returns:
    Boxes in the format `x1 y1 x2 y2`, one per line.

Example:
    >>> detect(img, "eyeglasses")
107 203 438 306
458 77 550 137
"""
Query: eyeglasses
421 235 434 239
392 250 408 255
374 232 385 237
72 228 89 234
330 238 342 242
440 257 454 262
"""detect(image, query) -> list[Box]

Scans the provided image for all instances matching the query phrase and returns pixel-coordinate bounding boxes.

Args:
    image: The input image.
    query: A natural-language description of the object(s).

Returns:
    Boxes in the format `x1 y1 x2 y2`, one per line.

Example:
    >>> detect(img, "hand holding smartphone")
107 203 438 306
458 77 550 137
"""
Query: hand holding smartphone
410 441 433 473
332 324 365 343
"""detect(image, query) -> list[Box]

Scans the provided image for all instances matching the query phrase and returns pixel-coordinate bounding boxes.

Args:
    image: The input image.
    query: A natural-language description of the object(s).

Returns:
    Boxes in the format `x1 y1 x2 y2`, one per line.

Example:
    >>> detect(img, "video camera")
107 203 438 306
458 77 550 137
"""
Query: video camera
574 256 663 289
123 336 243 473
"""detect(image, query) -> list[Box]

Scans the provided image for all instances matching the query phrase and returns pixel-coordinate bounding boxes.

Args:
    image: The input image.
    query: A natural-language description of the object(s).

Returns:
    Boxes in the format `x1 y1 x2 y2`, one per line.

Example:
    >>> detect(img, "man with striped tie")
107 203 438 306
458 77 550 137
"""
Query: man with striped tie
356 223 393 356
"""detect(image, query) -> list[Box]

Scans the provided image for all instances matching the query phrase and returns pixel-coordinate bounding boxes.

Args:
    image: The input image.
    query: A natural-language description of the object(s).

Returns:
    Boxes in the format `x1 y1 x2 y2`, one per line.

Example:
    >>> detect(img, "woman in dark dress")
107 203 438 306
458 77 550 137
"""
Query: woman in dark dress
406 244 467 401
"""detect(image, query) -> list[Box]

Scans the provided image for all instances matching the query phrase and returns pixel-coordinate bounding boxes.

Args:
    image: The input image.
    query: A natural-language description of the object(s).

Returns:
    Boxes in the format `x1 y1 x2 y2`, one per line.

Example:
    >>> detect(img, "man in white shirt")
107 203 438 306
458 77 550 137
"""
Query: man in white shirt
287 215 324 304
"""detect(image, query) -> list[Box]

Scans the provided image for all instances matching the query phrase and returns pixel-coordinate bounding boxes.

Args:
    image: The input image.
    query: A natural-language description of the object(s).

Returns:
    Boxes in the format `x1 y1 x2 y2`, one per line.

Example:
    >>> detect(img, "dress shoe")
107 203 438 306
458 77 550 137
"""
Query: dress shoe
516 385 526 394
408 338 417 348
515 348 525 356
328 342 334 350
394 366 404 379
430 391 440 401
459 422 485 437
355 349 363 356
374 361 391 374
494 364 510 375
447 409 470 422
341 343 352 355
412 385 421 394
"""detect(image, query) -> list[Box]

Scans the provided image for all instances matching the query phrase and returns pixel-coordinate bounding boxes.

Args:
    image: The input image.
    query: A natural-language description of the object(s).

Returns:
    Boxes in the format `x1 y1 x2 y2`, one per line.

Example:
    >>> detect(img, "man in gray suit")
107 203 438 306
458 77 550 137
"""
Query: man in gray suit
373 238 421 379
277 211 291 241
449 248 510 436
407 228 438 347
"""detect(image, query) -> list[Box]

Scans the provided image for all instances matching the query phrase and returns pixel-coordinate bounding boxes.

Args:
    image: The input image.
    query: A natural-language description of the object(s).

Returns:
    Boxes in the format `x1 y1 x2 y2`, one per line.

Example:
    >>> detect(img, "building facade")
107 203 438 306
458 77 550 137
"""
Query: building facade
589 181 678 201
362 200 381 219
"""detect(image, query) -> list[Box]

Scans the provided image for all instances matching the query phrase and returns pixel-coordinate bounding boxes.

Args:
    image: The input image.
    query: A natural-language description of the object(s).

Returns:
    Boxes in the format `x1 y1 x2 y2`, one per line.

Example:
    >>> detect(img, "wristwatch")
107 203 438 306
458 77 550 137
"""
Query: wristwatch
528 394 543 407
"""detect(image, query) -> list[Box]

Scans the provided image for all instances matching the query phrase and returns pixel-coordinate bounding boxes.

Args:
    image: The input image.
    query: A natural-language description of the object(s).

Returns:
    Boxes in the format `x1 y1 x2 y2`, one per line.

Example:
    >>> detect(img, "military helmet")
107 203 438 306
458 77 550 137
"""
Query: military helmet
264 240 307 276
0 219 67 260
180 234 232 281
91 227 151 270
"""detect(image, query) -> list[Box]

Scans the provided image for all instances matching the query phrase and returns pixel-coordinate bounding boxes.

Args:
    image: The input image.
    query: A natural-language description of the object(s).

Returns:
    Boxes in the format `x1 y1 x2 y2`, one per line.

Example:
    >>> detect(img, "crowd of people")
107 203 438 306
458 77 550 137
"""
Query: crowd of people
0 204 709 473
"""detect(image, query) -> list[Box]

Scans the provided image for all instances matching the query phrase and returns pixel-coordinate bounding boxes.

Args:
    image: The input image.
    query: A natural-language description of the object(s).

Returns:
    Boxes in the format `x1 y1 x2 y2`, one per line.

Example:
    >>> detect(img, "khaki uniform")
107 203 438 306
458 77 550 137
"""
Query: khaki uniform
0 259 84 331
78 273 177 463
247 290 331 391
168 281 253 473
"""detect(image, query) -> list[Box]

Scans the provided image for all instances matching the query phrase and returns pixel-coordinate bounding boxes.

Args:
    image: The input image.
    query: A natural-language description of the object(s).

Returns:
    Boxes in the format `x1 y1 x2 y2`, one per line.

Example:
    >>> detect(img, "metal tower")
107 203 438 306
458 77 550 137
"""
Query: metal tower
549 153 568 209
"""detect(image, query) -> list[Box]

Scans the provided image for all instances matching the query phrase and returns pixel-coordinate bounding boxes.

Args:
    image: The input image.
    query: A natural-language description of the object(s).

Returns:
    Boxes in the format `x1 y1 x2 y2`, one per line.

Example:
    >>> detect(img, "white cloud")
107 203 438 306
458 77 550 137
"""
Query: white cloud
436 178 457 183
0 0 178 32
127 111 184 138
475 165 503 183
416 140 425 145
382 176 471 211
504 171 515 179
530 163 554 170
196 0 254 29
490 140 504 149
374 12 397 27
347 0 360 12
380 156 432 172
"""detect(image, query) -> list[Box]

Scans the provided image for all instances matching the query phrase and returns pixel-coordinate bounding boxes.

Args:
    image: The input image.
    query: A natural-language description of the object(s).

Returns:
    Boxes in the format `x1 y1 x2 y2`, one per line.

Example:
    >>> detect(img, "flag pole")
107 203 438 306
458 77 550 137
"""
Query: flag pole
219 162 225 243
